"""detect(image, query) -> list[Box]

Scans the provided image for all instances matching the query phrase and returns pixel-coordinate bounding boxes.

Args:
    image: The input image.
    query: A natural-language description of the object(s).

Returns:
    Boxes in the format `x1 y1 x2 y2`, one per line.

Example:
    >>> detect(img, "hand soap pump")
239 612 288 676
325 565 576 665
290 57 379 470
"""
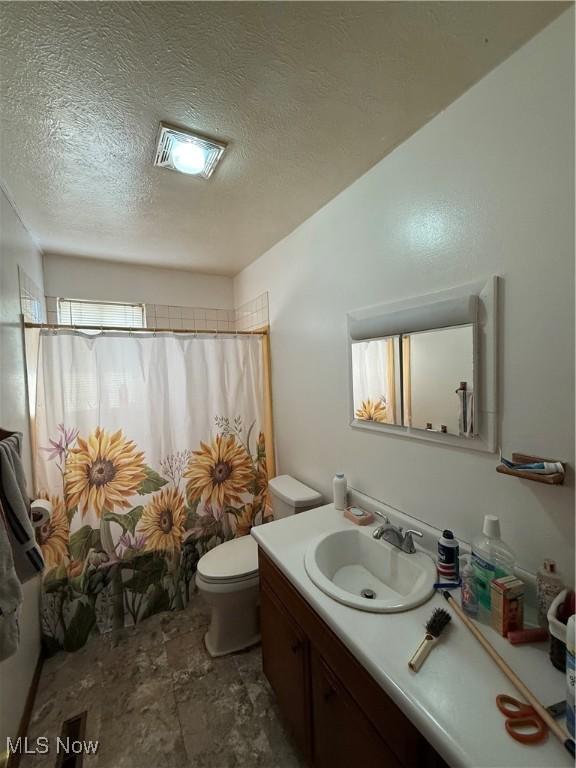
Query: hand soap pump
333 473 347 511
460 556 478 617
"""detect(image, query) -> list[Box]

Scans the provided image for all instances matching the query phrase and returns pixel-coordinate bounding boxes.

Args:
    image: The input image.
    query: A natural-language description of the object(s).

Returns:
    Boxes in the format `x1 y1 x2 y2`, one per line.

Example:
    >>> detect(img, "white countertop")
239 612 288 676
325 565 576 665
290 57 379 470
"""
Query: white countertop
251 504 572 768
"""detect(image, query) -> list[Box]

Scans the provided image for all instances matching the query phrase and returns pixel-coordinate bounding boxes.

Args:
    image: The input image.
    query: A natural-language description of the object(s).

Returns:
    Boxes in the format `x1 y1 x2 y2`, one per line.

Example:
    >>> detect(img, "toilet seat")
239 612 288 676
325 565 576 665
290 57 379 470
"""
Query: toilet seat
197 535 258 584
195 476 322 657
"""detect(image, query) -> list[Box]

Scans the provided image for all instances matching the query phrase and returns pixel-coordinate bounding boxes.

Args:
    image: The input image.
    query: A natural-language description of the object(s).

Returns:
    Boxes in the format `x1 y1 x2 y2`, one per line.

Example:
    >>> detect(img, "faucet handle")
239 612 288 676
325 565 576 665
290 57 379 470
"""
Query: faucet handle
402 529 423 554
404 529 423 539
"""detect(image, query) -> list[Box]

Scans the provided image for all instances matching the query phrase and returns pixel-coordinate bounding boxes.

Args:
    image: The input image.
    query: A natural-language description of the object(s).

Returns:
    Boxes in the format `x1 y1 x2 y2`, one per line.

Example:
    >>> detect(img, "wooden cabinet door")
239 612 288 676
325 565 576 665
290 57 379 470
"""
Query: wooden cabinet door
260 583 311 760
311 650 401 768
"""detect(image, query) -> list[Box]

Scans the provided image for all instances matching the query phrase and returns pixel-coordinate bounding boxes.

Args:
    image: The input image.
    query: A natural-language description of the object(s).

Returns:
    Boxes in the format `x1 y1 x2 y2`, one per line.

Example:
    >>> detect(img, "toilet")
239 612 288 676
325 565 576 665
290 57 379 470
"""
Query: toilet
196 474 323 657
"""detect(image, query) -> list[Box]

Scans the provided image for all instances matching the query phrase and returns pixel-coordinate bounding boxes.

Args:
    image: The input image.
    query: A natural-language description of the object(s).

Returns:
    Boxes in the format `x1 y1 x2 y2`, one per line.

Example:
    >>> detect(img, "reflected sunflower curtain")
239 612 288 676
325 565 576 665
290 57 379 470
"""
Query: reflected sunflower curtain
34 330 272 654
351 340 388 422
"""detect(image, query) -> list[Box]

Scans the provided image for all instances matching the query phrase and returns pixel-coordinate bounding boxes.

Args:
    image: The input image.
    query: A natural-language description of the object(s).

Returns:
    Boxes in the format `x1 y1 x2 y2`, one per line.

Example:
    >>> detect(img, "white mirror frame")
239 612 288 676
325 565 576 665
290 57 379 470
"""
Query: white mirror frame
347 277 498 453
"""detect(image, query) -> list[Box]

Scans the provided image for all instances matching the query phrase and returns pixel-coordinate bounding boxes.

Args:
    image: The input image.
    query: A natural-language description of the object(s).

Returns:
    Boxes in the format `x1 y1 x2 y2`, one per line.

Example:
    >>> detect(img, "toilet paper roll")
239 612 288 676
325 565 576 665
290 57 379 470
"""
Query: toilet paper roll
31 498 52 527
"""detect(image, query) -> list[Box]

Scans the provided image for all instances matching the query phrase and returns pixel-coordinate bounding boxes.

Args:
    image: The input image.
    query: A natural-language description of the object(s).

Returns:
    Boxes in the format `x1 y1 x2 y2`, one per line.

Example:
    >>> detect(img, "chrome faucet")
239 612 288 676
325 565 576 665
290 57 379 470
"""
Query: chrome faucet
372 517 423 554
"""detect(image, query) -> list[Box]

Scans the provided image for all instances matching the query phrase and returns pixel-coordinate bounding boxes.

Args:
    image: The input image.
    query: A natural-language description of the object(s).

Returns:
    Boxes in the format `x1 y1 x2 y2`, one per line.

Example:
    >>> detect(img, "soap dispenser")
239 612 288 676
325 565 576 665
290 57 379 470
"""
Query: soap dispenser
460 556 478 617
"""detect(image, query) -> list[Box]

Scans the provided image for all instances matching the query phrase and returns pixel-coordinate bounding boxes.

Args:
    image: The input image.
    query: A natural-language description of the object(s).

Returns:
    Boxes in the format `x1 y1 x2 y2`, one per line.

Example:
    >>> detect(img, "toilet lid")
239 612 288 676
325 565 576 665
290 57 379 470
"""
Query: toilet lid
197 535 258 582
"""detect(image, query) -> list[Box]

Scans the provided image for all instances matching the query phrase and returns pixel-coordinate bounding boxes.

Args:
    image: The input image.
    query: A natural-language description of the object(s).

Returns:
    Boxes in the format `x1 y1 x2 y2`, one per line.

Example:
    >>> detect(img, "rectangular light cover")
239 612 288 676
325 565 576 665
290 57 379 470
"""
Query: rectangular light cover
154 122 226 179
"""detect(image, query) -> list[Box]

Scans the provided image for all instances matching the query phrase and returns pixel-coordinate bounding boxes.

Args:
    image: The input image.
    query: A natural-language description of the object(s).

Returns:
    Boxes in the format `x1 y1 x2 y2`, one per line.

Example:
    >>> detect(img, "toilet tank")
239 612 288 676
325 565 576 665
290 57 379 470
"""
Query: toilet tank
268 474 323 519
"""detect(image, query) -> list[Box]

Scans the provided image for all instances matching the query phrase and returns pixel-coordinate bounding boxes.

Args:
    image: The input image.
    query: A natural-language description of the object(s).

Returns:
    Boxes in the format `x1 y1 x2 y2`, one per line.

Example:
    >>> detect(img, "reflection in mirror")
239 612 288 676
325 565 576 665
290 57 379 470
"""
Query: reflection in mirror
351 337 402 426
403 324 475 437
347 277 496 451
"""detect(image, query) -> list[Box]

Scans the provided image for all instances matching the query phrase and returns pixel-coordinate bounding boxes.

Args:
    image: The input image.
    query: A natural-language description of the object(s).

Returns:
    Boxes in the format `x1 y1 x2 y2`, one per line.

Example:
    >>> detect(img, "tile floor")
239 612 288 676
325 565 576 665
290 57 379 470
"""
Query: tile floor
21 597 305 768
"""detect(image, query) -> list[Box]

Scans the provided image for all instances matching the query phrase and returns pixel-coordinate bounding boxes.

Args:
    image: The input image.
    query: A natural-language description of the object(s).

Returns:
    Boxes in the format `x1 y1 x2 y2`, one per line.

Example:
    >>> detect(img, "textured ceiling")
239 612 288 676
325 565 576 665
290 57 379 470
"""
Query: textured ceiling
0 2 568 275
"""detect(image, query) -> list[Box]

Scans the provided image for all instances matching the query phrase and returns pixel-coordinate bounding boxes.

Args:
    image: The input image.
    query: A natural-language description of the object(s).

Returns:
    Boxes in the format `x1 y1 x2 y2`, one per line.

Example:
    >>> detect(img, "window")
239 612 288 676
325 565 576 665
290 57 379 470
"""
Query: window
57 298 146 329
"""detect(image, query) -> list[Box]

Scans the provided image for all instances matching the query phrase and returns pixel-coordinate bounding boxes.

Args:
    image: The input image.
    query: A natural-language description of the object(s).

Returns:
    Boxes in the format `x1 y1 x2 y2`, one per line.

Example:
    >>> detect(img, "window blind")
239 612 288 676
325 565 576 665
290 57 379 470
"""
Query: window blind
57 298 146 328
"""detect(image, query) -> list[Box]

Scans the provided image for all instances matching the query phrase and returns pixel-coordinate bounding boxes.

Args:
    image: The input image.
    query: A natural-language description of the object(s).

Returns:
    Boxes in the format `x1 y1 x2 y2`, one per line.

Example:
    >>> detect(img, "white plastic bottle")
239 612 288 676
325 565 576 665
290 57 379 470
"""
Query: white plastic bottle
471 515 515 610
333 473 347 511
567 614 575 739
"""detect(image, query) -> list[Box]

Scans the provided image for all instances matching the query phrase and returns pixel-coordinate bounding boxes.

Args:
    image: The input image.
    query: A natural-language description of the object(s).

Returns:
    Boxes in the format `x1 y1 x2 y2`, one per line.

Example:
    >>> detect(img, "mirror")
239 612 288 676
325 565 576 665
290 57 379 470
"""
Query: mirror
347 277 498 452
351 337 402 426
403 324 475 436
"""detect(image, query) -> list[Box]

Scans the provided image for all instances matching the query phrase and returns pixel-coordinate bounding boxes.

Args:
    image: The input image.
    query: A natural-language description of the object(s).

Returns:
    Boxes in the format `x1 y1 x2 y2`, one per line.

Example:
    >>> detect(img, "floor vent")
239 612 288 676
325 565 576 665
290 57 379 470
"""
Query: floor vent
56 711 87 768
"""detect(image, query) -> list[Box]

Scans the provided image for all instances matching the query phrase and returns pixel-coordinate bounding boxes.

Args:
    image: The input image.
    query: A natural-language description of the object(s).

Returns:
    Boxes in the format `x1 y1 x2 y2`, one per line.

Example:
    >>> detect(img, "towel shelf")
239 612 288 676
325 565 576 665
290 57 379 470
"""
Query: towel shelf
496 453 566 485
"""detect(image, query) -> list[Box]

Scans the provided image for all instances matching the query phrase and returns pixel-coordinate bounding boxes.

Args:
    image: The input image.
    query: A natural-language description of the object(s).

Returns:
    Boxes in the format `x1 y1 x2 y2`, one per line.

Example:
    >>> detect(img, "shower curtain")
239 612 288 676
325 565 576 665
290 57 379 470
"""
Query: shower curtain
34 330 272 654
352 338 396 423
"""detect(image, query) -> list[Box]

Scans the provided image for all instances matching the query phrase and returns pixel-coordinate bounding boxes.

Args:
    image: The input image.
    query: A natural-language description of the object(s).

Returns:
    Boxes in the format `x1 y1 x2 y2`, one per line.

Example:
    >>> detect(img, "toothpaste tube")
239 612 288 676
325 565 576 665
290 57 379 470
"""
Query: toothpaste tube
500 453 564 475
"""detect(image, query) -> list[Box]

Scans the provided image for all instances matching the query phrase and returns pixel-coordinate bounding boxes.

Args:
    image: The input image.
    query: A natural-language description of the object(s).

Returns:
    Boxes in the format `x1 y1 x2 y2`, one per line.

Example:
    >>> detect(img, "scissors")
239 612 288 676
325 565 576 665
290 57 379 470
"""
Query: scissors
496 694 565 745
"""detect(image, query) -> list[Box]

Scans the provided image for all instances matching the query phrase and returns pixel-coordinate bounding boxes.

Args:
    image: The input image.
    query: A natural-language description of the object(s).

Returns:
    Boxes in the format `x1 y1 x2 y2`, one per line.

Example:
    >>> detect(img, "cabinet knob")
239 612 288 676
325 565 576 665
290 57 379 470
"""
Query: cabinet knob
324 684 336 701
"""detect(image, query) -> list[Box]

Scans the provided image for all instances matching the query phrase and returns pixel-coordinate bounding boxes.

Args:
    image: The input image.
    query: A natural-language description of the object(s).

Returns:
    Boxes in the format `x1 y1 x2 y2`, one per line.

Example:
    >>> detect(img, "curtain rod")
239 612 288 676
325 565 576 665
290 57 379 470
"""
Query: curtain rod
24 322 268 336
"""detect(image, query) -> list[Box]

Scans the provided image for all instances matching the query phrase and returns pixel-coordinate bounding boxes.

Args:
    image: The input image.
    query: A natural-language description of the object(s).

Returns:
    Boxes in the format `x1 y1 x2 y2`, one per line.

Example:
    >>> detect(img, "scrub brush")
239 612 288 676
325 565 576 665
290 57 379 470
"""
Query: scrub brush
408 608 451 672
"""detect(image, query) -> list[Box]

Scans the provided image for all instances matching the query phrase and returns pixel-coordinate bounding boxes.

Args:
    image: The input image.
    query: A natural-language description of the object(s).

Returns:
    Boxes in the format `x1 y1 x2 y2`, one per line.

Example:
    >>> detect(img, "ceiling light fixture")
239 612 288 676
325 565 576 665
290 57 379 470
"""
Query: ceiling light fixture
154 122 227 179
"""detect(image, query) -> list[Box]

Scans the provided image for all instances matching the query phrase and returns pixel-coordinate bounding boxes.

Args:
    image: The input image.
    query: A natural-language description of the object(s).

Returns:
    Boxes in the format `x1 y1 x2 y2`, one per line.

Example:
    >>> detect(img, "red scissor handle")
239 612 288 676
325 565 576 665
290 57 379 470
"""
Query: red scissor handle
504 716 548 744
496 694 536 719
496 695 548 745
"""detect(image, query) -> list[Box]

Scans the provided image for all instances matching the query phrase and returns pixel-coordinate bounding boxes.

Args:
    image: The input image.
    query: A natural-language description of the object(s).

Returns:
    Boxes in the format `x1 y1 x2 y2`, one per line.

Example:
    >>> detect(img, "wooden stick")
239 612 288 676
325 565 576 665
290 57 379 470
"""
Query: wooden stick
443 592 575 756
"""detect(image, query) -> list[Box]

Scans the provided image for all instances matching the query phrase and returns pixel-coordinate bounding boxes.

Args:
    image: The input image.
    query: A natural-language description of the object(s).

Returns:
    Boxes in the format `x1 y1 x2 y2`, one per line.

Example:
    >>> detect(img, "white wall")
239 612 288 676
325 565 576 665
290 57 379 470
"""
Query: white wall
43 253 234 308
0 187 43 744
235 11 575 577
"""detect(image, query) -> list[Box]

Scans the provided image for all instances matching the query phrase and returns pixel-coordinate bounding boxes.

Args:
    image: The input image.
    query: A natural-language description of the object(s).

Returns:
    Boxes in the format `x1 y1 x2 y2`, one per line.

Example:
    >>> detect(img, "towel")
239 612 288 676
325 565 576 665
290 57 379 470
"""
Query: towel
0 497 22 660
0 430 44 582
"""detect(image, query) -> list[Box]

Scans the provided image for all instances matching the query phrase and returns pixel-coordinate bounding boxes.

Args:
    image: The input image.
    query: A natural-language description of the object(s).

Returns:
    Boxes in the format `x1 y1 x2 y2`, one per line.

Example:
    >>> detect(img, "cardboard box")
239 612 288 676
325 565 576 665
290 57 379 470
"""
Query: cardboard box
491 575 524 636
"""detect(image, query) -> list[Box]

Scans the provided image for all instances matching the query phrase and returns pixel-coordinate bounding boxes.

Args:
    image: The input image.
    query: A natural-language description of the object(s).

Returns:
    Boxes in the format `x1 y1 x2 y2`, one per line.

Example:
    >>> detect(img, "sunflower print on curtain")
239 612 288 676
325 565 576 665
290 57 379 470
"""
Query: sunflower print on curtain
38 417 272 655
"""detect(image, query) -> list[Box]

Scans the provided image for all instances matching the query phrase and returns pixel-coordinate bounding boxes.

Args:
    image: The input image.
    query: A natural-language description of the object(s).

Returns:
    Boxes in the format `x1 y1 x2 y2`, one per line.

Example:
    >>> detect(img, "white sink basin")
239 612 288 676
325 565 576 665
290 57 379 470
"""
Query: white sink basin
304 528 436 612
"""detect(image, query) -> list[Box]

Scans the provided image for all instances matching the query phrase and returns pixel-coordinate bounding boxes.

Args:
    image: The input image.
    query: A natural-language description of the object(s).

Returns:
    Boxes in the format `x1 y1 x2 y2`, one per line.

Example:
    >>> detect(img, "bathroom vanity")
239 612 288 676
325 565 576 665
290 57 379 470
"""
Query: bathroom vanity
259 548 447 767
252 503 571 768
